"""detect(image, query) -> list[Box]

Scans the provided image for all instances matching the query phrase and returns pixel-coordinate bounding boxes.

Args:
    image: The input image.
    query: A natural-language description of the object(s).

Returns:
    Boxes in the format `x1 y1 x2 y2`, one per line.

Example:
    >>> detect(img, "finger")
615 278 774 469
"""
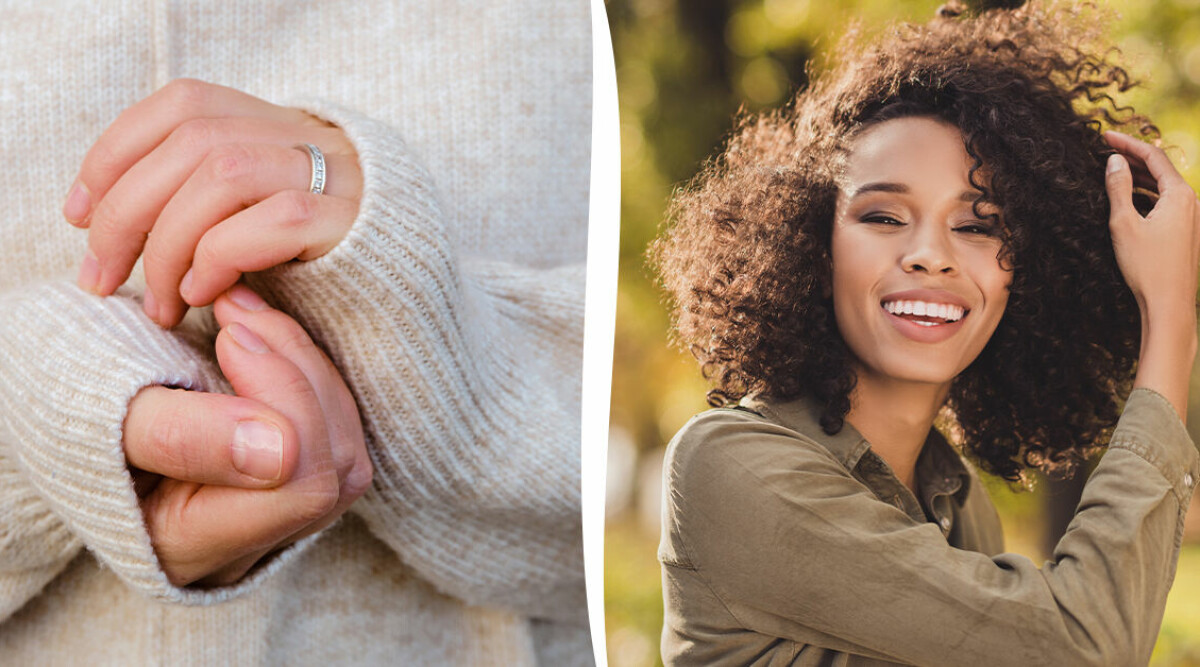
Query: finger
81 120 350 297
213 286 369 498
214 290 374 545
144 143 361 326
64 79 316 226
179 191 359 308
193 549 274 588
123 385 300 488
1105 153 1136 223
1112 151 1159 193
145 323 342 586
1103 131 1188 196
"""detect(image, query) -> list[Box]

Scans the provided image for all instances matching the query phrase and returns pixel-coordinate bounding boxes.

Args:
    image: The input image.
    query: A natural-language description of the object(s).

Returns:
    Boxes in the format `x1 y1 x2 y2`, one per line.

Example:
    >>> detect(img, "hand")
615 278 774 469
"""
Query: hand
1104 131 1200 315
65 79 363 328
122 285 372 586
1104 130 1200 421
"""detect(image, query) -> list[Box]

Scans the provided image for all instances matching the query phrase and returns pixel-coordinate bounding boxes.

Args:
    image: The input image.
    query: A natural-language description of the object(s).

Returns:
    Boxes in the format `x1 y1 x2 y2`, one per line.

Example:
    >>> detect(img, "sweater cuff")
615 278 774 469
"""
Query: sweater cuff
271 98 450 294
1109 388 1200 503
0 283 317 605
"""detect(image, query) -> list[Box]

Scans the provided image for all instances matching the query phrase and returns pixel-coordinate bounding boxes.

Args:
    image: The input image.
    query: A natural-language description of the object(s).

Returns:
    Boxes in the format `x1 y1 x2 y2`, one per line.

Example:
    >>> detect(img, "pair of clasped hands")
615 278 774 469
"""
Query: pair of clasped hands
64 80 371 587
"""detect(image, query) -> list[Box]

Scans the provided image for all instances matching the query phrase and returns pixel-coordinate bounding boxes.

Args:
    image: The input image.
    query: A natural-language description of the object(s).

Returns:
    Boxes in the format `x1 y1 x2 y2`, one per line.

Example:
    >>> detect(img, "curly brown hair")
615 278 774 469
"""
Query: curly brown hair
652 1 1159 481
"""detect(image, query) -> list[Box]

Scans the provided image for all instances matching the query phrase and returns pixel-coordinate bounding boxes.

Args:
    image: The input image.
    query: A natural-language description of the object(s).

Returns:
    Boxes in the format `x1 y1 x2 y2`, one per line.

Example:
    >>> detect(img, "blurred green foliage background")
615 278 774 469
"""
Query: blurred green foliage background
603 0 1200 665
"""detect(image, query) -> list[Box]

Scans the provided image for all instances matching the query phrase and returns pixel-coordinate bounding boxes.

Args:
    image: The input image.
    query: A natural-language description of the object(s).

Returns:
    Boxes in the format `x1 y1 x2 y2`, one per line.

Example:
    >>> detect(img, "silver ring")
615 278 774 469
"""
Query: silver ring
294 143 326 195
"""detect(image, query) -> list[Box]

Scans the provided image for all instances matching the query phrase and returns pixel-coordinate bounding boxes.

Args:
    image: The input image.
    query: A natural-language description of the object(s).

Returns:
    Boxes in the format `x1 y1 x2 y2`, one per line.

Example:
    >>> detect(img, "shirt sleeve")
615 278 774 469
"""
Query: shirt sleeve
0 283 325 612
664 388 1198 666
241 102 586 623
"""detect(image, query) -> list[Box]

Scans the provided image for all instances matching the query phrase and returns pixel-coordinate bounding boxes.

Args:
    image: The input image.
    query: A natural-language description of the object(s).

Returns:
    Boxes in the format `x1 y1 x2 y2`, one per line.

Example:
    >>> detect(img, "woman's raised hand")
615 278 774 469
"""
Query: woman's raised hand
65 79 363 328
1104 130 1200 421
122 285 372 586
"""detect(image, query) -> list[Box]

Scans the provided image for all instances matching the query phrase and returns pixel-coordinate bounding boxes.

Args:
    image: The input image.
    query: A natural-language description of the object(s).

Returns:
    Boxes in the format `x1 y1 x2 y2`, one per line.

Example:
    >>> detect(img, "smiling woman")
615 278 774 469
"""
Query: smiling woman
652 1 1199 665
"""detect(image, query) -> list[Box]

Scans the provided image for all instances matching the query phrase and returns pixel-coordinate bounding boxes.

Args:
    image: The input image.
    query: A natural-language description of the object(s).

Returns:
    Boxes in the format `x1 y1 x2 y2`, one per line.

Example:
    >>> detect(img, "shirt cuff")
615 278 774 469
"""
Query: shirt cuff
1108 388 1200 503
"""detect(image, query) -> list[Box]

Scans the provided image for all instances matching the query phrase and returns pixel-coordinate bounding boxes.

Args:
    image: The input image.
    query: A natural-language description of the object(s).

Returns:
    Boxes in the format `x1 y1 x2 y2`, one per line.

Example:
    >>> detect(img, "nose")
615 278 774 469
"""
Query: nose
900 220 957 275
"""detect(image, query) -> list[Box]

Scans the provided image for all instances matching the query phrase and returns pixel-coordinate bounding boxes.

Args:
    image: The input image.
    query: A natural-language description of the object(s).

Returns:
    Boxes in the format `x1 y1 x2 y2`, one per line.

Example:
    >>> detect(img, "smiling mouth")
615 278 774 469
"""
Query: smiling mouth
881 299 968 327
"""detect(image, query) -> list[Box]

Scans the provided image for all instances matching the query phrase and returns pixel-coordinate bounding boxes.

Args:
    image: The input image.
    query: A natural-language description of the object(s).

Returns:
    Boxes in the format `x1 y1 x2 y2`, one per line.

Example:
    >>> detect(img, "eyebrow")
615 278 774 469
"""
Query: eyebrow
850 181 980 203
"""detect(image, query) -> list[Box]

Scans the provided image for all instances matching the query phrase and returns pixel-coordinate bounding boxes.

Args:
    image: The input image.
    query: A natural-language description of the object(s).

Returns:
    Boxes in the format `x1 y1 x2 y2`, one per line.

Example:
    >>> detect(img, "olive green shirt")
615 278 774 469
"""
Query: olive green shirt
660 388 1199 666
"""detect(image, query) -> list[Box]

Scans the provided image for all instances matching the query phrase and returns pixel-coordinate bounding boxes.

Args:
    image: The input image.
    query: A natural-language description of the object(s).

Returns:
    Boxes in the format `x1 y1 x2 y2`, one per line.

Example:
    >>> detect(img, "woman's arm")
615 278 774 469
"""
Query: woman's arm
1104 131 1200 421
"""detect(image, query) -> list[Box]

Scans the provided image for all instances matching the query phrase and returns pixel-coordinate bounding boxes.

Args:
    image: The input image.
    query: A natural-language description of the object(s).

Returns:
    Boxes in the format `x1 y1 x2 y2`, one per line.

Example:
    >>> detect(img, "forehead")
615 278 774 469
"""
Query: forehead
841 117 974 189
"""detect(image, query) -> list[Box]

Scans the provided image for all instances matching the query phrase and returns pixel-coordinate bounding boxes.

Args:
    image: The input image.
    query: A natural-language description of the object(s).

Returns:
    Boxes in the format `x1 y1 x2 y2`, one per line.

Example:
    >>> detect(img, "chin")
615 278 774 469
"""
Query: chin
859 356 963 387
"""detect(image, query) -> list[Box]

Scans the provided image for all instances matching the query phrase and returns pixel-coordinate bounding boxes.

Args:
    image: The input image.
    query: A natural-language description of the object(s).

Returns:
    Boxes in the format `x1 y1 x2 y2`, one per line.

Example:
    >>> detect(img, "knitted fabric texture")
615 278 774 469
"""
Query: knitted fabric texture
0 0 591 664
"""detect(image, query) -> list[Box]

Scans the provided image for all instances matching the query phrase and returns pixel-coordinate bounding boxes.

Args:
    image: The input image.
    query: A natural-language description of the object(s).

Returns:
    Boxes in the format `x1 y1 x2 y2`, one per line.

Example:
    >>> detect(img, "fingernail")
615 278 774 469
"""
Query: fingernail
232 420 284 481
143 289 159 322
179 269 193 299
227 284 268 311
77 250 102 294
63 181 90 224
227 321 269 353
1108 154 1126 174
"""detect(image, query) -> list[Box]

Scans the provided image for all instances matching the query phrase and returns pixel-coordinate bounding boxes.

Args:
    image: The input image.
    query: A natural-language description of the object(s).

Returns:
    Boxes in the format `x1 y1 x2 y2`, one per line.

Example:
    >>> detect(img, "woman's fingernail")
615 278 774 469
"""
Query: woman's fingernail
232 420 284 481
63 182 90 224
179 269 193 299
77 250 102 294
227 321 269 353
1108 153 1126 174
227 284 268 311
143 290 159 322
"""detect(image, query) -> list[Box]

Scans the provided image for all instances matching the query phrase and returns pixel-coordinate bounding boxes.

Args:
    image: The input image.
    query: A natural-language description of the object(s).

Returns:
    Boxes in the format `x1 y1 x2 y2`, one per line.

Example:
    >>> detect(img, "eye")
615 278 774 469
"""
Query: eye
954 221 1001 237
862 214 904 226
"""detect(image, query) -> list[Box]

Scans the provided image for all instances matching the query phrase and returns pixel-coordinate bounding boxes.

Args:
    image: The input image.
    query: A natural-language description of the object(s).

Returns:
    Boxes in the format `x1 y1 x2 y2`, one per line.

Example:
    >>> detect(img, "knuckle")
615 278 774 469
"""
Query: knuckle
343 456 374 500
85 141 124 186
87 197 121 237
192 234 224 273
141 232 175 273
145 409 200 478
293 474 341 522
272 190 316 228
170 118 217 155
272 372 321 410
206 144 257 186
161 78 212 115
274 318 320 358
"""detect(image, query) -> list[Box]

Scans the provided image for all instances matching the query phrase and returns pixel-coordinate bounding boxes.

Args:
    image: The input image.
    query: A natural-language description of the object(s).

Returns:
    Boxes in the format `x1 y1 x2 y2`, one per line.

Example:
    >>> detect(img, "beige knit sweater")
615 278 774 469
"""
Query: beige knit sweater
0 1 592 664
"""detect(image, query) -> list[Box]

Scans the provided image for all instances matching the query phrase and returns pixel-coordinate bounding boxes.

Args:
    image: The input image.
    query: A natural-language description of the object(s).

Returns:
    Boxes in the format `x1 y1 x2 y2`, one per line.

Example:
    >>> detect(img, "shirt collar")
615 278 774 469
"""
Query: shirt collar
740 393 973 501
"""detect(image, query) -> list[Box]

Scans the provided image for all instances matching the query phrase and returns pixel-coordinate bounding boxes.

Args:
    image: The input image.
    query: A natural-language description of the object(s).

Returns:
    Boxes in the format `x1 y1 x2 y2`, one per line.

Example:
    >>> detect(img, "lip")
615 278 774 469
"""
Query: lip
879 288 972 344
883 309 966 343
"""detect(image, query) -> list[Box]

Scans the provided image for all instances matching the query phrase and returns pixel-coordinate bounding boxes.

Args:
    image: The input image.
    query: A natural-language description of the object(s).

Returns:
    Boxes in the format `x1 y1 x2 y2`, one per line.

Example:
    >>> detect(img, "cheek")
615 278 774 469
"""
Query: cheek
829 226 876 298
964 250 1013 326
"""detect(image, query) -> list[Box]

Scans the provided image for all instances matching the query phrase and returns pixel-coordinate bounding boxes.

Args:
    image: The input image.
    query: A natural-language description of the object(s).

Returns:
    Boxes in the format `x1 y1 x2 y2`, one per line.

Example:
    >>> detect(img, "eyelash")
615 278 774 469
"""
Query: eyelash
862 214 903 226
861 215 1000 237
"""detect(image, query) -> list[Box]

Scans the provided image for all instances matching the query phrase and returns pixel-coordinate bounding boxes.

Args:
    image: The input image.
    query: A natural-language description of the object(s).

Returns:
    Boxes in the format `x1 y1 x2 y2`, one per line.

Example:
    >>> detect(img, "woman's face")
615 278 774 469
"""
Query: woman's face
830 116 1012 390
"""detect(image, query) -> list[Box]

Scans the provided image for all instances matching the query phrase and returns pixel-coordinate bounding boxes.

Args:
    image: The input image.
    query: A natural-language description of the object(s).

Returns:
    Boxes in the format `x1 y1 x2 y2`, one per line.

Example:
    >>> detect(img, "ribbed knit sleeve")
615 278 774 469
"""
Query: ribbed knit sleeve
0 445 80 624
244 103 586 623
0 283 319 609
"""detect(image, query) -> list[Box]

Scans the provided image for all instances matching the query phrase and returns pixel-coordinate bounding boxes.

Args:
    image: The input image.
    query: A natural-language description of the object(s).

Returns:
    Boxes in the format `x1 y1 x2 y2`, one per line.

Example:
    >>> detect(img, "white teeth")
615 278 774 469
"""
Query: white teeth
882 299 965 323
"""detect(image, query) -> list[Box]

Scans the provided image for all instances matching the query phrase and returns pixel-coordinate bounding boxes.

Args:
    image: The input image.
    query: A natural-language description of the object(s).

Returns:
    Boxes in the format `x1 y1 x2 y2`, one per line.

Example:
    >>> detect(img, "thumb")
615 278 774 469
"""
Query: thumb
214 321 334 487
1106 153 1136 224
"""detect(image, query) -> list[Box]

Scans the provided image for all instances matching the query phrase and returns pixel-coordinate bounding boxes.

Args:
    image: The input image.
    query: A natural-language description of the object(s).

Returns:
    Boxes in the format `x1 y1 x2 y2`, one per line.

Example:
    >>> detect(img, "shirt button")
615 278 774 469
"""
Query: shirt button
939 517 951 531
1185 473 1195 488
